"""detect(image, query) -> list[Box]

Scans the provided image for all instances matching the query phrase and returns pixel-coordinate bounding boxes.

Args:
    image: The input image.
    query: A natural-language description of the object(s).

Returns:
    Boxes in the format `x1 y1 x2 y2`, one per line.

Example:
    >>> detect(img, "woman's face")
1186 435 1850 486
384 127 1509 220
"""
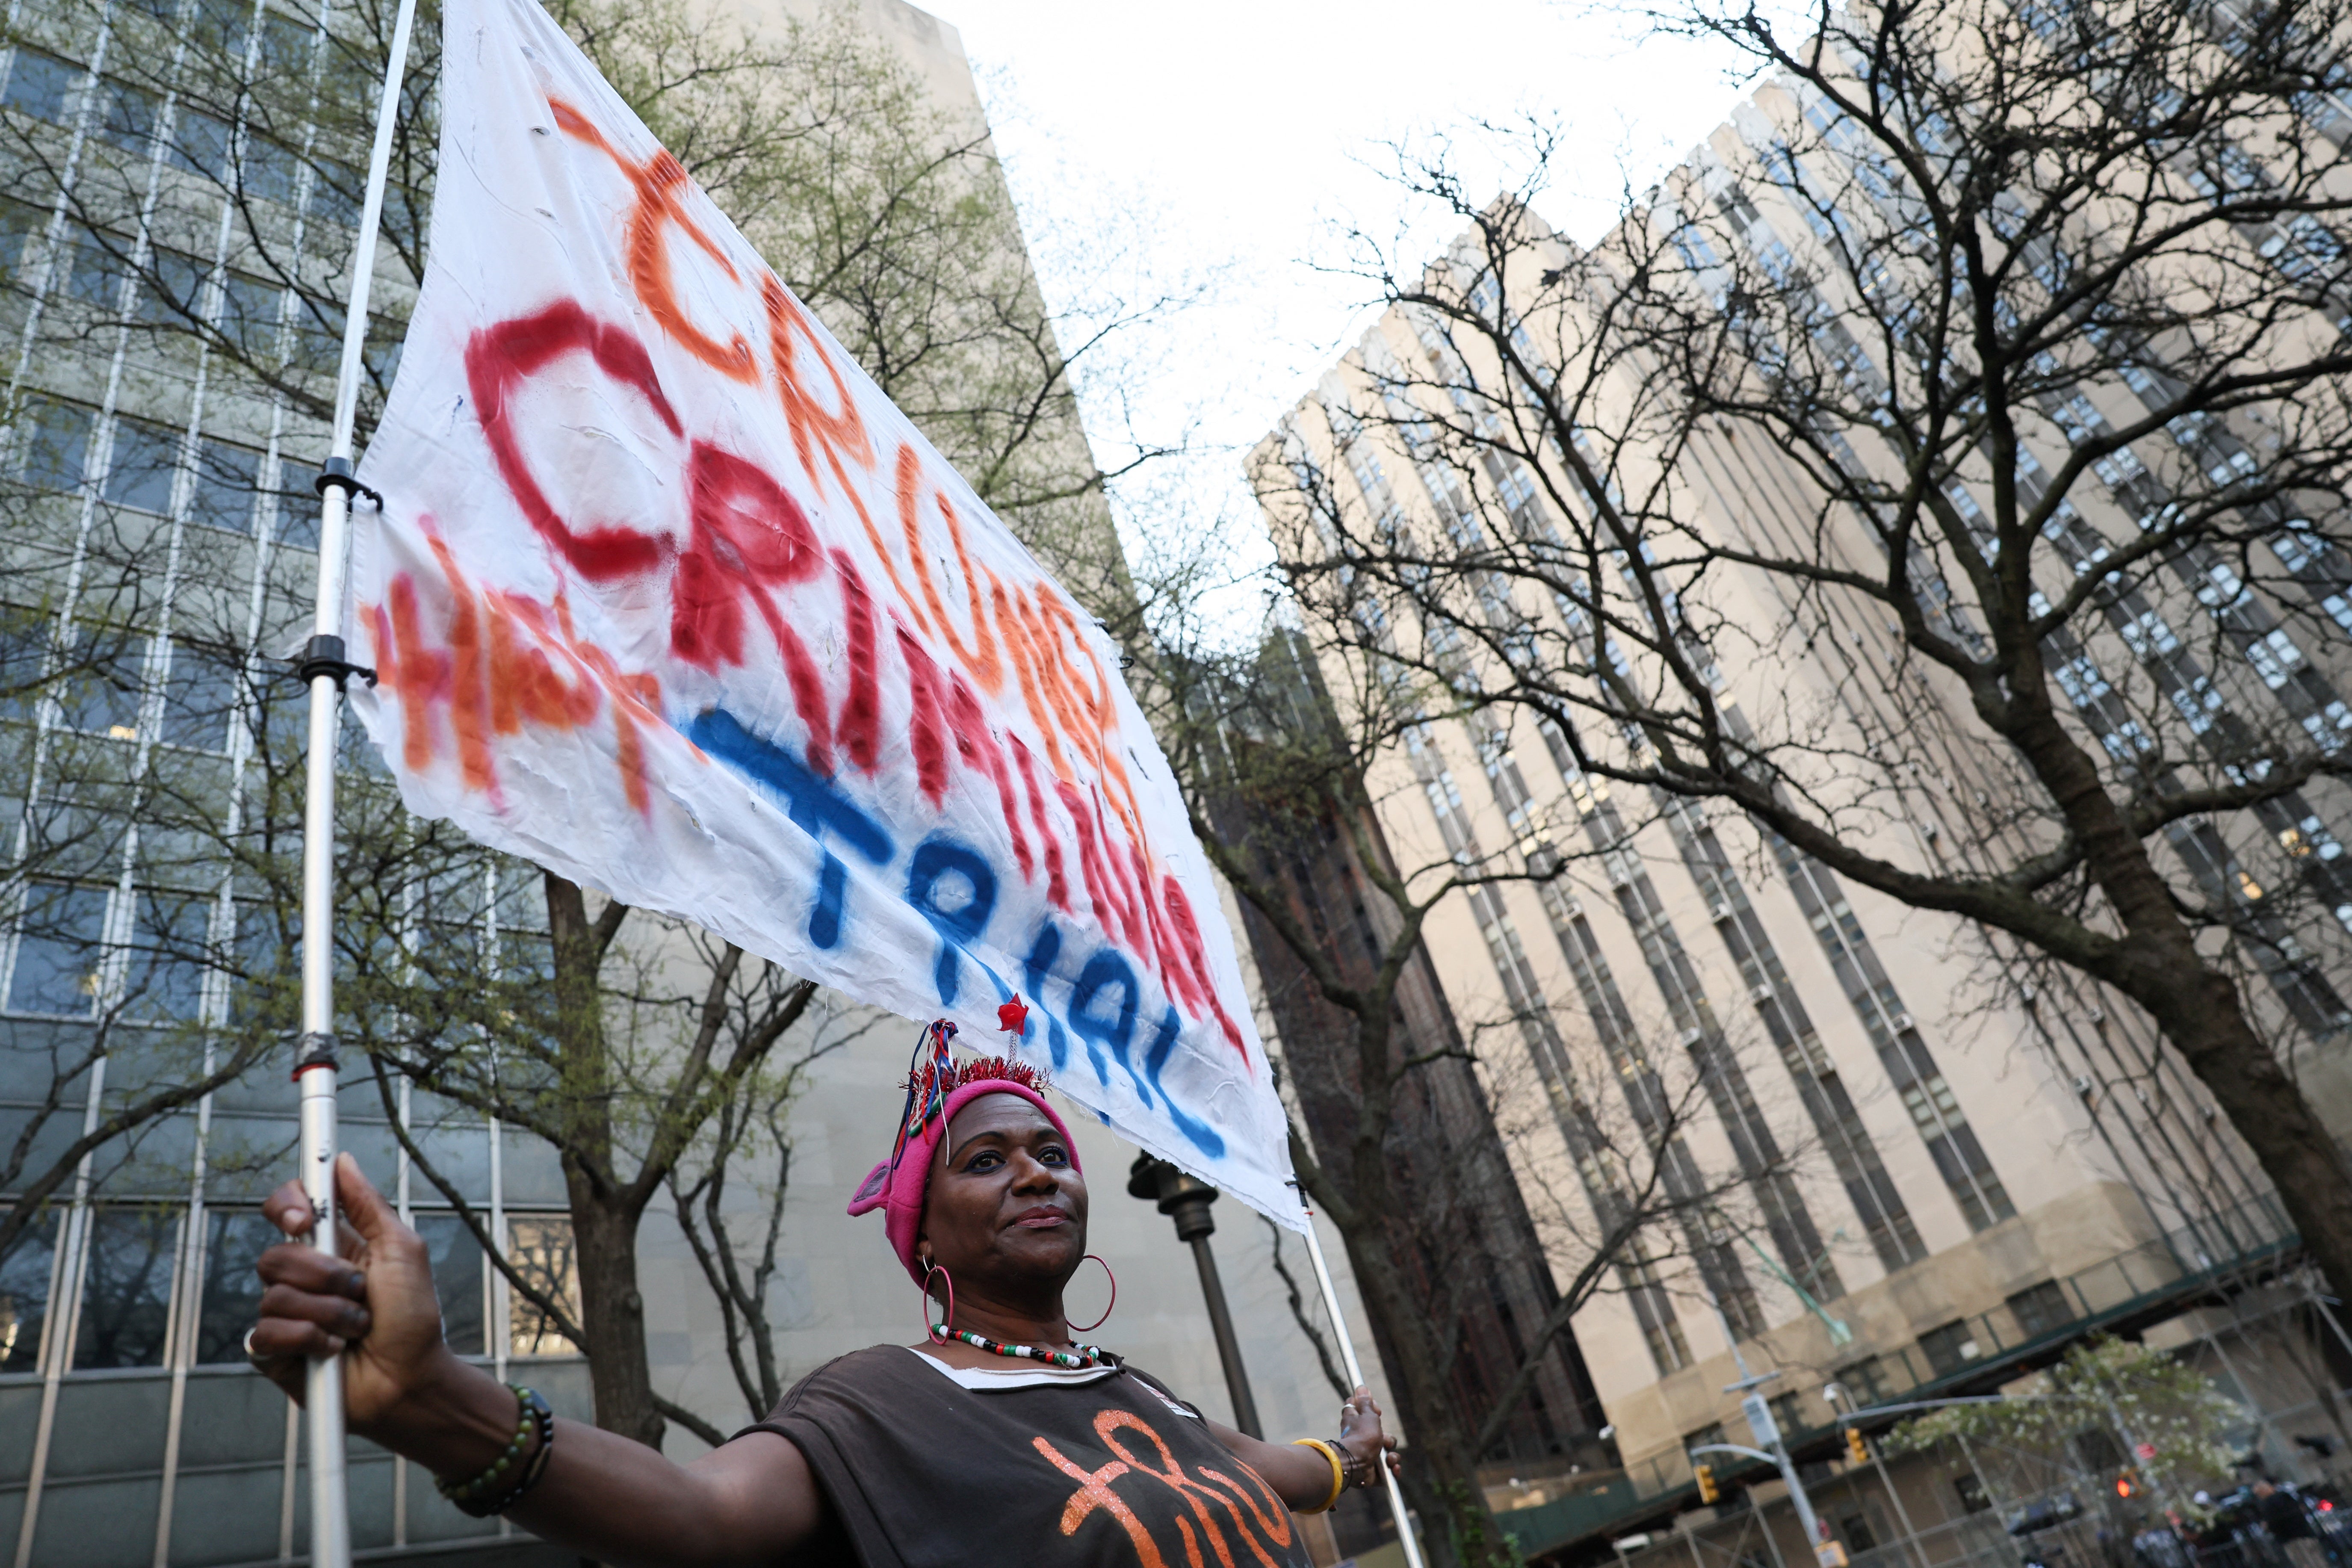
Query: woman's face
918 1093 1088 1292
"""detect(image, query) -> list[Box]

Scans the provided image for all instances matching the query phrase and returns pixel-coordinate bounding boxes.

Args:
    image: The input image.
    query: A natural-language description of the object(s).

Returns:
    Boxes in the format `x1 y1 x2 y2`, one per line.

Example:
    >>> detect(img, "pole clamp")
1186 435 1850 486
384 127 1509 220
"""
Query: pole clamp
292 1031 340 1080
312 455 383 509
295 634 376 691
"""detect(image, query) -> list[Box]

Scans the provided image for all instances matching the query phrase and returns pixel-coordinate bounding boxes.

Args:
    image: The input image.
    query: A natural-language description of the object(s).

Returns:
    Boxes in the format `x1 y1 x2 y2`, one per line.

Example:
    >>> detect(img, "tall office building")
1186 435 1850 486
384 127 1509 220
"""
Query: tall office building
0 1 1366 1564
1250 6 2351 1562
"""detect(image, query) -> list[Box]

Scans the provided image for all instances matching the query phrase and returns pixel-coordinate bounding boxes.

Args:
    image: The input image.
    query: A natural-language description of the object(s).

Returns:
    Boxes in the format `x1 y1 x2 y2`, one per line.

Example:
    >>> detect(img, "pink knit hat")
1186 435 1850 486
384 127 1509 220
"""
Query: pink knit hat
847 1018 1082 1287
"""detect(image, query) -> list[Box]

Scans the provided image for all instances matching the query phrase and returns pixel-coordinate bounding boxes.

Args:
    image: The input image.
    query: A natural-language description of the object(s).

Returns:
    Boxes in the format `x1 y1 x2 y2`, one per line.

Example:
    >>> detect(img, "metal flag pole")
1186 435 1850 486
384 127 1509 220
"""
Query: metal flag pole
291 0 421 1561
1294 1187 1428 1568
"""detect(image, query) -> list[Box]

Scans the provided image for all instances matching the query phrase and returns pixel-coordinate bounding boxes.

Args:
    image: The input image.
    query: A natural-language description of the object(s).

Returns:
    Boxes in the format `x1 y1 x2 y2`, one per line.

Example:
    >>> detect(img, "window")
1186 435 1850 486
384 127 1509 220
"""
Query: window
417 1214 487 1356
225 903 291 1028
158 640 241 749
63 230 131 310
2118 611 2178 659
74 1206 178 1368
2248 628 2308 689
2198 562 2246 609
221 270 283 360
1839 1511 1880 1553
0 1208 59 1370
409 1222 487 1354
171 109 231 181
125 889 209 1022
289 293 342 372
19 397 92 491
52 623 146 737
103 416 180 513
8 881 109 1014
1917 1318 1982 1376
1837 1355 1888 1406
2093 446 2146 487
187 437 261 533
2 51 78 125
195 1210 277 1362
0 197 40 280
309 158 363 227
192 0 252 65
366 316 403 387
243 135 304 207
0 608 44 726
507 1214 578 1357
92 78 158 155
2303 703 2352 751
139 245 204 326
2008 1280 2072 1338
259 13 316 78
1770 1392 1807 1439
274 457 321 549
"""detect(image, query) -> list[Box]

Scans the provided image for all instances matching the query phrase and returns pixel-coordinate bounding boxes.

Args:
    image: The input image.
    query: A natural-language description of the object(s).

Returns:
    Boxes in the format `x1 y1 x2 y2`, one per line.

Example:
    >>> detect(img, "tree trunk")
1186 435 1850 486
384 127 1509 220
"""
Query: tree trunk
565 1177 665 1450
2009 703 2352 1306
1325 1188 1508 1568
2126 950 2352 1301
544 871 666 1447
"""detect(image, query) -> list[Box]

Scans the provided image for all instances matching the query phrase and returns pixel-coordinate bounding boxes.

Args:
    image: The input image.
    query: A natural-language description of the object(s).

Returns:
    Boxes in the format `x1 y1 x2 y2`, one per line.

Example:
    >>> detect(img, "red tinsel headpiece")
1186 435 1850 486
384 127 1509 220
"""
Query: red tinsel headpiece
888 1019 1054 1172
851 1016 1078 1286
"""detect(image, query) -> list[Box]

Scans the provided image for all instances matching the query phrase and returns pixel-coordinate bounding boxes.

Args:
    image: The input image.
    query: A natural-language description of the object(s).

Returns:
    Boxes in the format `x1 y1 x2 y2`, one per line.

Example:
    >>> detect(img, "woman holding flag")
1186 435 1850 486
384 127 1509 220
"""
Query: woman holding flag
245 1040 1399 1565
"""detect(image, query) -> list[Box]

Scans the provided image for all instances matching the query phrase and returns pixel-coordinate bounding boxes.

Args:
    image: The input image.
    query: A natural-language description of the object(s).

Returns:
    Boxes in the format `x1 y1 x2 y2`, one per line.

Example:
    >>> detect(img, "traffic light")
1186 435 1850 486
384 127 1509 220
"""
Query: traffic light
1696 1464 1721 1505
2116 1470 2139 1499
1846 1428 1870 1466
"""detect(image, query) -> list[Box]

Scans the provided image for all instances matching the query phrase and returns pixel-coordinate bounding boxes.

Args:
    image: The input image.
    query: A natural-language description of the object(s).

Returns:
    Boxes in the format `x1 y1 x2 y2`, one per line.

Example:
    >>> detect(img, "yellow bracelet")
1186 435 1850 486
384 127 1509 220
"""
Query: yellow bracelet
1292 1438 1345 1513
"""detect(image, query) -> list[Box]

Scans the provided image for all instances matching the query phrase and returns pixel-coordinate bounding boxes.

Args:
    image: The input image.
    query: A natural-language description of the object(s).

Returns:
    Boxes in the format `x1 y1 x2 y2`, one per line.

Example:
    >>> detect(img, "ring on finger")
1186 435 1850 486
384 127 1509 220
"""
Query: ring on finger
243 1327 264 1364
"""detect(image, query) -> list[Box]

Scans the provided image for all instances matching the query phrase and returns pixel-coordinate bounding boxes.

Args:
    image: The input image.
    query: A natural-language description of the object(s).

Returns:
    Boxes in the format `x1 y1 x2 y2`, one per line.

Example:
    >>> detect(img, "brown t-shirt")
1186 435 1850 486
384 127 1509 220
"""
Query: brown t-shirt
739 1345 1315 1568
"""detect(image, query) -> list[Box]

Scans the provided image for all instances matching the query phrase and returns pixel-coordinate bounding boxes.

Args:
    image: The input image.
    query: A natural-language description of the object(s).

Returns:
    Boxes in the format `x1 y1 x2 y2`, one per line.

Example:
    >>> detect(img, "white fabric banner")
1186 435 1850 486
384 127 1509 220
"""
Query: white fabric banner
346 0 1297 1222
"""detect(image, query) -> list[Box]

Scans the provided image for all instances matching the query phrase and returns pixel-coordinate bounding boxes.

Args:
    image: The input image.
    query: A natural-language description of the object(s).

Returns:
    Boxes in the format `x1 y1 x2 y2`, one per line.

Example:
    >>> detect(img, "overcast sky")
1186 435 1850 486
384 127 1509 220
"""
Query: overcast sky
919 0 1783 596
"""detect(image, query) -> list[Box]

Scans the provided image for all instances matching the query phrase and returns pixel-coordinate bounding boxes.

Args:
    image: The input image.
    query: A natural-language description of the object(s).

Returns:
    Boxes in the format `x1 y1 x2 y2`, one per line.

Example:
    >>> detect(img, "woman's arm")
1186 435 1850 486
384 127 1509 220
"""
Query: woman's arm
251 1154 823 1567
1205 1386 1400 1512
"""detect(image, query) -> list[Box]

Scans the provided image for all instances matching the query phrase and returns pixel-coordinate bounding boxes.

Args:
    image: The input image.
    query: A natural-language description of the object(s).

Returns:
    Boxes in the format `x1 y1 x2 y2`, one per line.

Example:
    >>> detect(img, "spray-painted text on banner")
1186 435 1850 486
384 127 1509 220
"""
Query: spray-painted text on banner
346 0 1295 1221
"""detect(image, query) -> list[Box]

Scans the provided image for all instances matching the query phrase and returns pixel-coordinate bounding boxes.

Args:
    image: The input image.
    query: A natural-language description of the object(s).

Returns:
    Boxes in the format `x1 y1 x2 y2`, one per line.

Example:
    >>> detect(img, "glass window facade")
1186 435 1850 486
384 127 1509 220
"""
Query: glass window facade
0 7 590 1560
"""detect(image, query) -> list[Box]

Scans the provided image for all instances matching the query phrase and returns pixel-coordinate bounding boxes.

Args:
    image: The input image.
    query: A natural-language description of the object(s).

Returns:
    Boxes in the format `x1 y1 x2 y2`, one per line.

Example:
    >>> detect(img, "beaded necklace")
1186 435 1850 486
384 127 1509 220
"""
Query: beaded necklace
933 1325 1109 1371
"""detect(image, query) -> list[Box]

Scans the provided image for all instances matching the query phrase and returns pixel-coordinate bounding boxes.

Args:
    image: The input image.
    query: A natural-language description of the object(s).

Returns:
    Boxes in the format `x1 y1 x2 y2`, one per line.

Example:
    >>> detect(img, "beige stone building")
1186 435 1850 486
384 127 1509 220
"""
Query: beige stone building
1247 11 2352 1566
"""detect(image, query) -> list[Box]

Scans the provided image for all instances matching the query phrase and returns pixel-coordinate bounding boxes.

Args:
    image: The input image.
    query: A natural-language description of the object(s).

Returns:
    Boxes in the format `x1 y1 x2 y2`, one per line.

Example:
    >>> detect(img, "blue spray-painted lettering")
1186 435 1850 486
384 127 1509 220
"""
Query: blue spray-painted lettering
907 835 996 1006
1143 1005 1226 1157
1022 921 1072 1072
1069 949 1146 1107
686 709 890 949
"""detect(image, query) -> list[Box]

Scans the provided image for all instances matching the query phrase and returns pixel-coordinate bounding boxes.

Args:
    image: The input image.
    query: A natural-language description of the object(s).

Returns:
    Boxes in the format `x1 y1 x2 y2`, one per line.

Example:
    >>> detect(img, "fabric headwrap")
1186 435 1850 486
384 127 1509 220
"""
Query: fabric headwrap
847 1013 1081 1286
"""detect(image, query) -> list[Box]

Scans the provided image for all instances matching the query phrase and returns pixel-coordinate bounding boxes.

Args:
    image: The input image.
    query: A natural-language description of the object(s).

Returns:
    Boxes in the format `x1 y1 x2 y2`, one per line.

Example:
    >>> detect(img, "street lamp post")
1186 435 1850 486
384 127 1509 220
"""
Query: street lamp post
1129 1155 1263 1438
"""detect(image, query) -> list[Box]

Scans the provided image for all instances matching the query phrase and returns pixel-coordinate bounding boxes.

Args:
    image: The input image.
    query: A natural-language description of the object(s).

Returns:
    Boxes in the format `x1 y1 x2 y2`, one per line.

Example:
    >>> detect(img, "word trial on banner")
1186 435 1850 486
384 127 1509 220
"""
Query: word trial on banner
343 0 1297 1221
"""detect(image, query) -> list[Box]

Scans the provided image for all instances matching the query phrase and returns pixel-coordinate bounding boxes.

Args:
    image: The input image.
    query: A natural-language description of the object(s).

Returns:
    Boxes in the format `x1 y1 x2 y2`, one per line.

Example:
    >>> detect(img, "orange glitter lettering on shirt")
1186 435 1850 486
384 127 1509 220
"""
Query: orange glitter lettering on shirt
1093 1409 1292 1568
1032 1436 1168 1568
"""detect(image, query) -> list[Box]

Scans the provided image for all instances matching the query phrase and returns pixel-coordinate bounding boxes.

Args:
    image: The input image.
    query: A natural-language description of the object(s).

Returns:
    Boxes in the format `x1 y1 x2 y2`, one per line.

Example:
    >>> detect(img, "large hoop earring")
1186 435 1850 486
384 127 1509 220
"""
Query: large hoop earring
1069 1254 1116 1334
922 1262 954 1345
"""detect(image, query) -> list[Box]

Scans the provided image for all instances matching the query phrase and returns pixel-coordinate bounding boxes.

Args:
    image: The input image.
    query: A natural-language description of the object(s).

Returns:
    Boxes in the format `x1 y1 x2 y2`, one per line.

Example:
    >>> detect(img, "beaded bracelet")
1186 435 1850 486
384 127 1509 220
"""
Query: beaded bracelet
1291 1438 1346 1513
435 1385 555 1518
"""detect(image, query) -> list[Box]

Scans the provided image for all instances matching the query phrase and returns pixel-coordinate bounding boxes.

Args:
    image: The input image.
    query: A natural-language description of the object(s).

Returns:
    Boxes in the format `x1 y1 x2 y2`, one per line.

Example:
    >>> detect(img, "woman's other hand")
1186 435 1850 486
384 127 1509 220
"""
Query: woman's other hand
249 1152 457 1439
245 1152 827 1567
1337 1386 1401 1486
